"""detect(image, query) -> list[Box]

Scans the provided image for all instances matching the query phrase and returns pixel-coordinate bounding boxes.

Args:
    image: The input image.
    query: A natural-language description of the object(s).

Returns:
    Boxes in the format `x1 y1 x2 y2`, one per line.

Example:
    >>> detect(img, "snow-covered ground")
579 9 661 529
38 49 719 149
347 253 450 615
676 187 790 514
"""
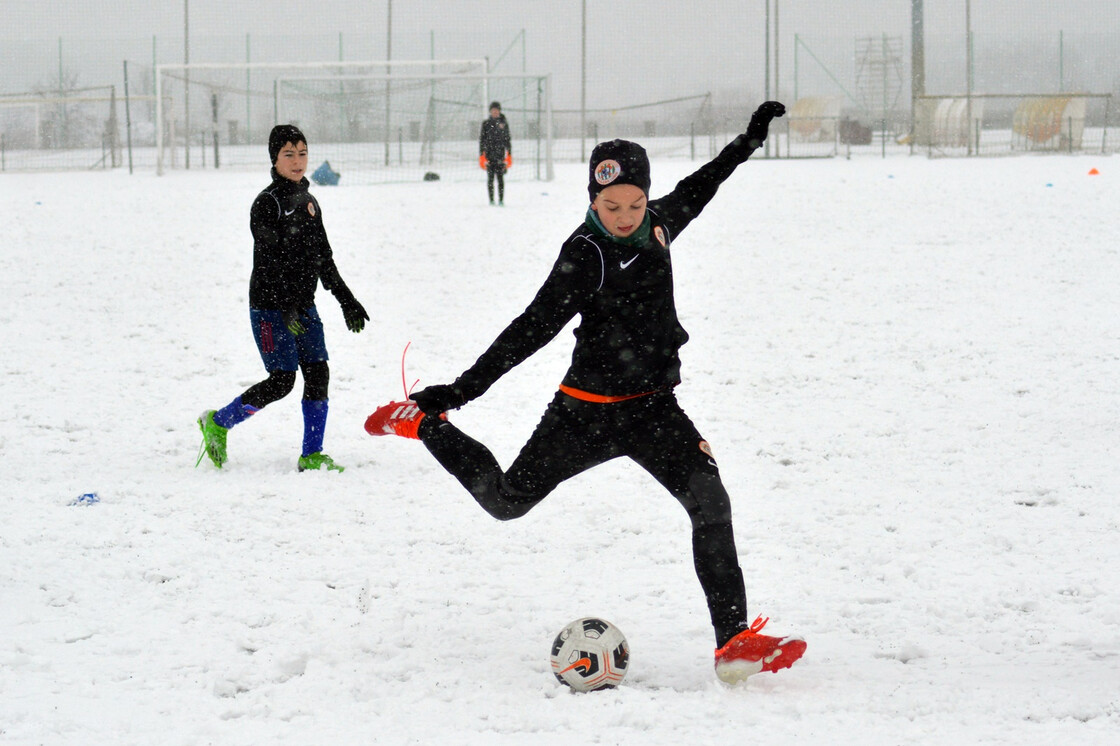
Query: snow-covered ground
2 152 1118 744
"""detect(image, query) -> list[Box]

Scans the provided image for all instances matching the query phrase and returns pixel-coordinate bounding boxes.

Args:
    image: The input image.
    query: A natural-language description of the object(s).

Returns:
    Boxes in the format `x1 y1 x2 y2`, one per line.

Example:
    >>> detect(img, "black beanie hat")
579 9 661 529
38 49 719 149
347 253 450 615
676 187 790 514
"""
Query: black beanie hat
588 139 650 202
269 124 306 164
489 101 501 111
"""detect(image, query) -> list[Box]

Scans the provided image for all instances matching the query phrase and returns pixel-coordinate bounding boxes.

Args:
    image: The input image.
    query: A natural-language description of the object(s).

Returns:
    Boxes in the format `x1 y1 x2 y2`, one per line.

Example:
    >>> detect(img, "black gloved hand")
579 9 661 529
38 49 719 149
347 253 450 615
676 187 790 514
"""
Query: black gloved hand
283 307 307 336
410 384 467 415
745 100 787 149
335 287 369 333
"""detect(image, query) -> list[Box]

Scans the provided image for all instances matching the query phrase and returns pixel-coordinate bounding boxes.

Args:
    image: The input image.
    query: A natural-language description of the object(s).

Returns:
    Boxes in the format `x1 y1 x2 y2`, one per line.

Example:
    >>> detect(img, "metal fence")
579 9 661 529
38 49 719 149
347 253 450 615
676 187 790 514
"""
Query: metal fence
2 2 1118 172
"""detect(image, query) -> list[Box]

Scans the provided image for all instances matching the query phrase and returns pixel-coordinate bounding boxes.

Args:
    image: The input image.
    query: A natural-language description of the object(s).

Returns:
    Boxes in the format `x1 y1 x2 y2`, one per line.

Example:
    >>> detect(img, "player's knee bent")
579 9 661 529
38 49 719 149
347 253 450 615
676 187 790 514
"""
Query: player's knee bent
470 473 546 521
243 370 297 408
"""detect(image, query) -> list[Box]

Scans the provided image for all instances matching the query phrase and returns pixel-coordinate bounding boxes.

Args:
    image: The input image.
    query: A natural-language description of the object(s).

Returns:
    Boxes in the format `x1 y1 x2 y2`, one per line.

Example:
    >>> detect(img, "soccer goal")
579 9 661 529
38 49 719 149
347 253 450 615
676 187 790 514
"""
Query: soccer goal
155 60 553 184
275 71 553 184
1 88 120 171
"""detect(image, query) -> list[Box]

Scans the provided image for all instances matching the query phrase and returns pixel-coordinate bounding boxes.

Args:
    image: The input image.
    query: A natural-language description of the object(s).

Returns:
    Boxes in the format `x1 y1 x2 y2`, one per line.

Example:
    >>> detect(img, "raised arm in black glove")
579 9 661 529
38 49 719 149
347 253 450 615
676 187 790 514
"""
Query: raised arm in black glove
333 284 369 333
410 384 467 415
745 100 787 150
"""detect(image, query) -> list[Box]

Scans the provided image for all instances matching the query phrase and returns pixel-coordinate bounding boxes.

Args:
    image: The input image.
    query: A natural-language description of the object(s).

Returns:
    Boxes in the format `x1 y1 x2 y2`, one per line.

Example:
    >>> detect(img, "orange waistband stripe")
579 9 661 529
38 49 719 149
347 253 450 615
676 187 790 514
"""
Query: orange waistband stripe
558 384 659 404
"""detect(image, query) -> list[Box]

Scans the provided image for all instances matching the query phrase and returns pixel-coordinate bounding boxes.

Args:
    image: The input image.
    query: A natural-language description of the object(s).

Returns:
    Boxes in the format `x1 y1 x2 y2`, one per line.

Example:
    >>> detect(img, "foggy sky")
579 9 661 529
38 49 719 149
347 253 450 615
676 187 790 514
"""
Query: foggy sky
3 1 1118 109
7 0 1117 40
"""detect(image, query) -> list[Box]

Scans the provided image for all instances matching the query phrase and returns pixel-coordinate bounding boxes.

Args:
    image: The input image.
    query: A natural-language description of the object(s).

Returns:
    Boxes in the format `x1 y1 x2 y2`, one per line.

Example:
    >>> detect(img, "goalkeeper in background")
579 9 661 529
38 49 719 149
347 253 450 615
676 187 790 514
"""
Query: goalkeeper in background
479 101 512 205
197 124 369 473
367 103 807 684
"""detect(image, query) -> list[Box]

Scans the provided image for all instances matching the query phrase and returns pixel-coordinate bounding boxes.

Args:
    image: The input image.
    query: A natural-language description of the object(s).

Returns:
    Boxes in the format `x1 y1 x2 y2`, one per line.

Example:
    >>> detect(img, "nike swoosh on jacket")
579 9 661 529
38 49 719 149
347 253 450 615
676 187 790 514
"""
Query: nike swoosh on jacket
248 170 345 311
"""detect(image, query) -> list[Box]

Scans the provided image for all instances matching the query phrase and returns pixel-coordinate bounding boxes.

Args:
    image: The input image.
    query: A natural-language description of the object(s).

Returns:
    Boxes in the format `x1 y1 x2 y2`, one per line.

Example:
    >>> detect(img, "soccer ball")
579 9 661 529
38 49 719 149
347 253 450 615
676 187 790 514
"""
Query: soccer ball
550 617 630 691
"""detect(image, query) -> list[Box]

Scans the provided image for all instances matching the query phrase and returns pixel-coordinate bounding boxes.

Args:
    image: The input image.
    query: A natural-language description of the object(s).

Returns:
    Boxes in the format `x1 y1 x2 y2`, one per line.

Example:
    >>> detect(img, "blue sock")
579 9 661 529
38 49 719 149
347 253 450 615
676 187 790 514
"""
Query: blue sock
213 395 259 429
302 399 328 457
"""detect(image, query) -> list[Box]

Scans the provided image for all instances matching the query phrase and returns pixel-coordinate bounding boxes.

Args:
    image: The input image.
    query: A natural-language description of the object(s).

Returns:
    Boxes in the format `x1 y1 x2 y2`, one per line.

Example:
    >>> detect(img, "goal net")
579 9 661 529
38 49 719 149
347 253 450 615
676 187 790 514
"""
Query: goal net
276 72 552 184
1 88 120 171
156 60 553 184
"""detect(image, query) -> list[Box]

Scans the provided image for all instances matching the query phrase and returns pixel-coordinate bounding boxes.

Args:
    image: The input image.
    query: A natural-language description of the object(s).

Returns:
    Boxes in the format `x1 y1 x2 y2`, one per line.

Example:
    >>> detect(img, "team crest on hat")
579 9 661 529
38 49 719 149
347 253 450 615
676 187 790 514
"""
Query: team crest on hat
594 159 622 185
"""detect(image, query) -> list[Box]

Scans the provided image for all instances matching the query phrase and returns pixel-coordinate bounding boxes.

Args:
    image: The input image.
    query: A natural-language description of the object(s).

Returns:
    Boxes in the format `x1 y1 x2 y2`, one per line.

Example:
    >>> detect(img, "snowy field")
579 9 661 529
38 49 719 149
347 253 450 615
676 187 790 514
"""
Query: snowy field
2 151 1118 744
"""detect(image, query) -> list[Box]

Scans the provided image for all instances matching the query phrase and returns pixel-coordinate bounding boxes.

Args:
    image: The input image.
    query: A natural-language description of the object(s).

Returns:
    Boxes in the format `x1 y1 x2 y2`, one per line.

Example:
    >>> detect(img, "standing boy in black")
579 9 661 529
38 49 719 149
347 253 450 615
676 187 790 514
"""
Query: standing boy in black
479 101 511 205
198 124 368 472
367 103 805 684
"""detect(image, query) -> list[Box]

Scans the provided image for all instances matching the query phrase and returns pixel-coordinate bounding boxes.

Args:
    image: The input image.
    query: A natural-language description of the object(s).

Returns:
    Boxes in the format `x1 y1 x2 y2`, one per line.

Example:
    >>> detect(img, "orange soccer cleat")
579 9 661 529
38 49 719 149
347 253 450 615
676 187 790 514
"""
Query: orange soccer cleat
713 615 806 684
364 400 426 440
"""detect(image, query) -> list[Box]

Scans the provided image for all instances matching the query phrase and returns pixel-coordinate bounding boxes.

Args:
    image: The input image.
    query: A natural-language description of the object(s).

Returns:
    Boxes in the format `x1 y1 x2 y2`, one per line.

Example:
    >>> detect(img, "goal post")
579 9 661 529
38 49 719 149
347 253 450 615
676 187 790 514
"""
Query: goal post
154 59 553 183
274 72 553 183
156 59 487 175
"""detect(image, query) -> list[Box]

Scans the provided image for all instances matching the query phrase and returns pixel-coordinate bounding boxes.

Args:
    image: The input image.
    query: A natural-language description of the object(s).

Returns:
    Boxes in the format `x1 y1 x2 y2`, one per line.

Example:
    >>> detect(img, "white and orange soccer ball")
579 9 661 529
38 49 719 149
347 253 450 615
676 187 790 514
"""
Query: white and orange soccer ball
549 617 630 692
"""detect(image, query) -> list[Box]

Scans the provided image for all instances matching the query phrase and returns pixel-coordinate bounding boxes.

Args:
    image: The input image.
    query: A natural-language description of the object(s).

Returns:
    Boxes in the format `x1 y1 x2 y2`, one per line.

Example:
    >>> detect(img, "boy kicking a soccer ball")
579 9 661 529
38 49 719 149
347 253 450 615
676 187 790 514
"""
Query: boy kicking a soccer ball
366 102 805 683
198 124 369 472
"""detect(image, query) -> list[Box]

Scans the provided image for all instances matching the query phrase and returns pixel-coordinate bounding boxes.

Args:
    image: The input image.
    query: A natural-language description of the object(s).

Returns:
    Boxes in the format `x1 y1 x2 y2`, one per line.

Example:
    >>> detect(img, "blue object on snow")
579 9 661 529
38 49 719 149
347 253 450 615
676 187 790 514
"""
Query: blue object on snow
311 160 340 186
70 492 100 506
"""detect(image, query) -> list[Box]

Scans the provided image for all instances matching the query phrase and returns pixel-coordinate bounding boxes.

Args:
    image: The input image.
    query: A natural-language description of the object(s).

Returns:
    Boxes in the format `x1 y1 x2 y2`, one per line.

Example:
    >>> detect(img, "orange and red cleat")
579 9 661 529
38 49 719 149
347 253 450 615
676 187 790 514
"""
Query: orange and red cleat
364 400 427 440
713 615 806 684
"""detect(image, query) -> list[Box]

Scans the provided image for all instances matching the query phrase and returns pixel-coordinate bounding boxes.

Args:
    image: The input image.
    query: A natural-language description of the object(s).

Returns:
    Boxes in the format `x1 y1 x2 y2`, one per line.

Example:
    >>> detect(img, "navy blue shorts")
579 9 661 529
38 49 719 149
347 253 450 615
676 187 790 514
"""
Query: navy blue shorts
250 307 329 372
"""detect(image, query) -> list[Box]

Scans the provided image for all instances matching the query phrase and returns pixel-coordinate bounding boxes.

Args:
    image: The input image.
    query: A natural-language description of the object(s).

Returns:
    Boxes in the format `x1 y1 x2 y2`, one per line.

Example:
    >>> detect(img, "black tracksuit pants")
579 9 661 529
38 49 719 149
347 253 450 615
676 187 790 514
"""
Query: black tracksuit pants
486 162 505 203
418 389 749 647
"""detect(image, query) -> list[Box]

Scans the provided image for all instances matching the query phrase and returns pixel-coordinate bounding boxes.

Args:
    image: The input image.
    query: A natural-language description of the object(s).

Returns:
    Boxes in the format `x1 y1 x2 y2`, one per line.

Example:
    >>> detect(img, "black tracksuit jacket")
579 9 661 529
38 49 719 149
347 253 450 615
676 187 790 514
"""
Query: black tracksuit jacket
452 135 758 401
479 115 511 162
248 169 346 312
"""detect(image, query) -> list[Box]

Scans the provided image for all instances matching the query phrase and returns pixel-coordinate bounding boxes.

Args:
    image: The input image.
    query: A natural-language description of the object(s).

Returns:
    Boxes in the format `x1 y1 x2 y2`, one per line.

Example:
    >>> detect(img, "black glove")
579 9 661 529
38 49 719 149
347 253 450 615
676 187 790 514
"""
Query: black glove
335 286 369 333
410 384 467 415
283 307 307 336
745 101 786 149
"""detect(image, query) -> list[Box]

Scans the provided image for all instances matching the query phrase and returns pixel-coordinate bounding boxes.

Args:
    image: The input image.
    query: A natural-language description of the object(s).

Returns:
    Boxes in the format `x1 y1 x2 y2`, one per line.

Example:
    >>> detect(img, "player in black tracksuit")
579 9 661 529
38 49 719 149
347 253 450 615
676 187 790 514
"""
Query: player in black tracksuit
247 157 355 327
479 101 511 205
198 124 368 472
367 103 805 683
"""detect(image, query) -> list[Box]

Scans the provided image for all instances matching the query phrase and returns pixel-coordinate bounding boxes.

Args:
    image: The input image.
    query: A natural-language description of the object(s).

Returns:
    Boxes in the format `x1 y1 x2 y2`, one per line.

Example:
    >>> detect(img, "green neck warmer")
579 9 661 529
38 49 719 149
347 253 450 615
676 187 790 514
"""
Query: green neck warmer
585 207 651 247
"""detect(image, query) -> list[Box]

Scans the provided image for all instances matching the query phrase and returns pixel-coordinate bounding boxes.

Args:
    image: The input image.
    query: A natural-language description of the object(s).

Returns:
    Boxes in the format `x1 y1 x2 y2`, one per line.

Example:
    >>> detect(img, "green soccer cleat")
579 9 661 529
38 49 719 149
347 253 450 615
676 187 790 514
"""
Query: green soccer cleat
196 410 228 468
298 452 344 473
